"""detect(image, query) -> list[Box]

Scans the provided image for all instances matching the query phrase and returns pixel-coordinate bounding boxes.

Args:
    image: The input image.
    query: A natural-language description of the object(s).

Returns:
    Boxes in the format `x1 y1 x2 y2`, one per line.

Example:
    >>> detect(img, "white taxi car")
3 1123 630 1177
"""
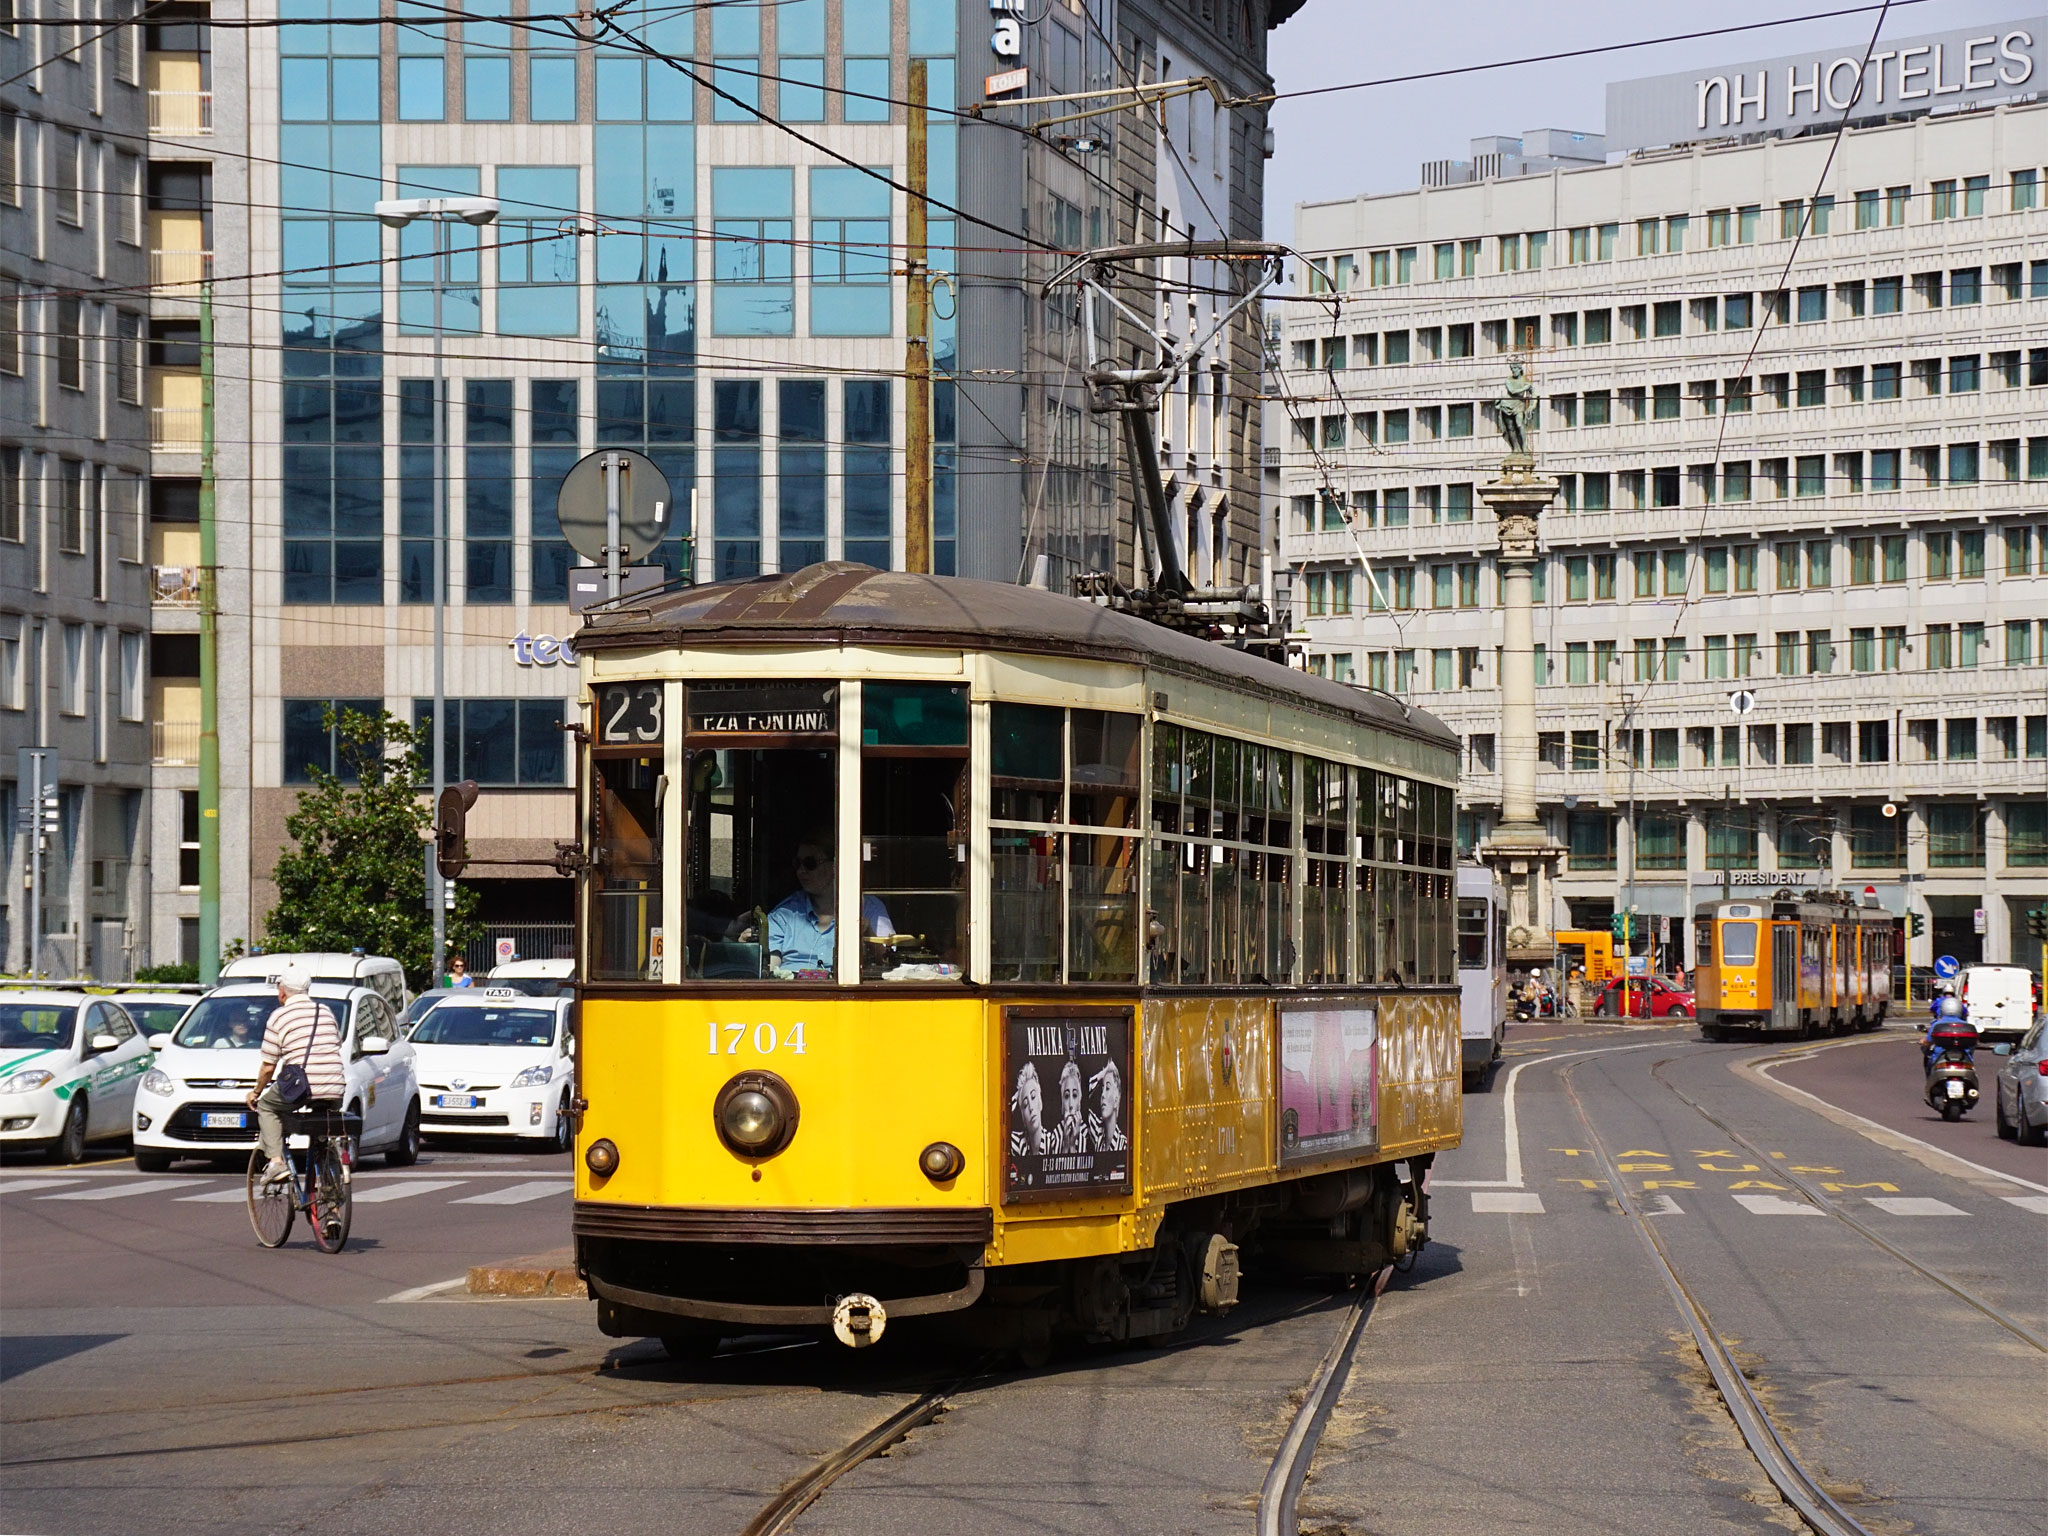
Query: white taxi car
132 981 422 1171
407 989 574 1151
0 992 155 1163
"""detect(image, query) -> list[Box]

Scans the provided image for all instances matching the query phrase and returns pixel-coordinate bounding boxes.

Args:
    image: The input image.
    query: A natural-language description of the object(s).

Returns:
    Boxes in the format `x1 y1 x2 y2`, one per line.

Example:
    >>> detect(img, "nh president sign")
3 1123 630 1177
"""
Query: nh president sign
1607 20 2041 152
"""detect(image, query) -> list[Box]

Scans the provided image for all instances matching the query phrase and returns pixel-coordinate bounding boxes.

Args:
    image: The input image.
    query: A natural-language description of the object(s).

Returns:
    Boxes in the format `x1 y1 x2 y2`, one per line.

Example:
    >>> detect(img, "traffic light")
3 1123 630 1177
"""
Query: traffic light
1906 911 1925 938
1610 910 1628 942
435 779 479 879
2027 906 2048 941
37 789 60 838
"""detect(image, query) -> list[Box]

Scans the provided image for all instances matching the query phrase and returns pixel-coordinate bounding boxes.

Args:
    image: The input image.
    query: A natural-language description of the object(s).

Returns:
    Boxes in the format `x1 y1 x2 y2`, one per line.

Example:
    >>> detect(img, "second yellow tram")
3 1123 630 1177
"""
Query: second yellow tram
565 566 1463 1354
1694 893 1895 1039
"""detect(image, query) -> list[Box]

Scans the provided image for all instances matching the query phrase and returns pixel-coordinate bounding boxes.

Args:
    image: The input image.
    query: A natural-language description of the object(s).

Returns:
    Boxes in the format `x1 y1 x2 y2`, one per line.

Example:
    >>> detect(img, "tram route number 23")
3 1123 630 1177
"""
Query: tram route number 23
707 1021 808 1056
599 682 664 744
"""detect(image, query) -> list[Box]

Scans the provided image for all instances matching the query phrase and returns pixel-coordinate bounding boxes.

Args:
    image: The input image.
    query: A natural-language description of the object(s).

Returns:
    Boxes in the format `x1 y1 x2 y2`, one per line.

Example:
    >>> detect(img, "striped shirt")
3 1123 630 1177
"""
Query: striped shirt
260 995 348 1100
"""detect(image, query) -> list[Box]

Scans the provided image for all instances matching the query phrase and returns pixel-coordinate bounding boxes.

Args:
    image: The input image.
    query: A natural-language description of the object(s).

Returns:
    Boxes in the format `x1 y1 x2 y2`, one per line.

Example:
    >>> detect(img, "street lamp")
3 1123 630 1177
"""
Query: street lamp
373 195 499 982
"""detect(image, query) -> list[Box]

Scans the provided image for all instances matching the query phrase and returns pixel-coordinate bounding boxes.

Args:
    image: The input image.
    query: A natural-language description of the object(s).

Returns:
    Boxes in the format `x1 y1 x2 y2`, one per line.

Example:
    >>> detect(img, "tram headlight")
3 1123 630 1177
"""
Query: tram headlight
713 1072 799 1158
585 1138 620 1176
919 1141 965 1183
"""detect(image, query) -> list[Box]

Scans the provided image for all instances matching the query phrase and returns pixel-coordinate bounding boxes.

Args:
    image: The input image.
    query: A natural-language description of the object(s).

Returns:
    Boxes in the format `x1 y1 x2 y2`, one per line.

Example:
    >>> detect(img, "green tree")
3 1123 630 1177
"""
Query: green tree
265 707 478 989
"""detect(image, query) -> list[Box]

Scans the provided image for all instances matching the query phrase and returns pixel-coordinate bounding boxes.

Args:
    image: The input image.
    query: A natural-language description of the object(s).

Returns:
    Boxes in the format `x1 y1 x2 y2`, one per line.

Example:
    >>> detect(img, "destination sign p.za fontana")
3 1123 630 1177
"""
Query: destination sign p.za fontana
685 682 837 737
691 708 834 735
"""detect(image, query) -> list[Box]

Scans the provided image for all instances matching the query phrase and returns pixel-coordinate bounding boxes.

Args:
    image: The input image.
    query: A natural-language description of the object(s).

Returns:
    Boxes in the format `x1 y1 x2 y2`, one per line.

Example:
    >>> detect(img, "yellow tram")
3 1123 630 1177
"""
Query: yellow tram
565 566 1462 1354
1693 893 1895 1040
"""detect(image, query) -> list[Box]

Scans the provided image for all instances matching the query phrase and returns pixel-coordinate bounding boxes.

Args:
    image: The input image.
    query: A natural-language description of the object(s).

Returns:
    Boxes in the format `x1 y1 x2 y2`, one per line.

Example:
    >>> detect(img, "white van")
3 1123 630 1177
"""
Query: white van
1960 965 2037 1044
220 952 409 1012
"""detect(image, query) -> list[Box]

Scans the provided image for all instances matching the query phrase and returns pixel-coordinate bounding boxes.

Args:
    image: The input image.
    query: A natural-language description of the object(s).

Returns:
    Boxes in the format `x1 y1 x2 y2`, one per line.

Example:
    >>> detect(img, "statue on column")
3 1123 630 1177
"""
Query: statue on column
1493 357 1538 461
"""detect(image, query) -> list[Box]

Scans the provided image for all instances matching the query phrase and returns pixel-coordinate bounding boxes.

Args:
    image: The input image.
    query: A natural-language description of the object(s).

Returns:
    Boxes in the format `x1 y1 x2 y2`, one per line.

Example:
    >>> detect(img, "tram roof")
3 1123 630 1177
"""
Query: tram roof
575 564 1456 750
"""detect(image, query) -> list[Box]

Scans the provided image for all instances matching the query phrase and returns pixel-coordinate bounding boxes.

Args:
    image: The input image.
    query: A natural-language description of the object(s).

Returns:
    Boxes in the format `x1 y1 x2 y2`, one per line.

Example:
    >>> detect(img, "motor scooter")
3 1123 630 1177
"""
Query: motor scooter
1924 1017 1981 1122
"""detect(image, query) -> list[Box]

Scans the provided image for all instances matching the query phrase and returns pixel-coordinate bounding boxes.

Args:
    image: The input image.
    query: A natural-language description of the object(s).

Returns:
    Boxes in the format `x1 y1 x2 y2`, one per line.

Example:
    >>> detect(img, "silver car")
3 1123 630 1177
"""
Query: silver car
1993 1017 2047 1146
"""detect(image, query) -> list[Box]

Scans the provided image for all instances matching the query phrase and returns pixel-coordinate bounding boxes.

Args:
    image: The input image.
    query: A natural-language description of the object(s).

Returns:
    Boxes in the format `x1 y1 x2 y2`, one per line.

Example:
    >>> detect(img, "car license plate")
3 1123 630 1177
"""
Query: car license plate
433 1093 482 1109
1945 1080 1965 1099
202 1111 248 1129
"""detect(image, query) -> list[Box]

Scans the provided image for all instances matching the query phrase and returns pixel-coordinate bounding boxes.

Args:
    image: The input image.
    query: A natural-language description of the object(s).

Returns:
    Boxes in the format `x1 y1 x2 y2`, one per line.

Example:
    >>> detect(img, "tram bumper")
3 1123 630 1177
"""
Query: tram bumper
576 1202 994 1331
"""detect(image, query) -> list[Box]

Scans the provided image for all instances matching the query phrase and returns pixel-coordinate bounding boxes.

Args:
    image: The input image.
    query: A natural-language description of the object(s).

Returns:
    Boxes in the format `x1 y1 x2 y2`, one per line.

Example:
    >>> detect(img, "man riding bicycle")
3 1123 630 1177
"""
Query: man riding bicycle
245 965 347 1183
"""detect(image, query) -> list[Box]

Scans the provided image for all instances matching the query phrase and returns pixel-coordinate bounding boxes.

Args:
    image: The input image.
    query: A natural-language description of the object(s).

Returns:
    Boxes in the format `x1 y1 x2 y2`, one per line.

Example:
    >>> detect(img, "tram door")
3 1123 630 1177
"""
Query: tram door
1771 925 1799 1032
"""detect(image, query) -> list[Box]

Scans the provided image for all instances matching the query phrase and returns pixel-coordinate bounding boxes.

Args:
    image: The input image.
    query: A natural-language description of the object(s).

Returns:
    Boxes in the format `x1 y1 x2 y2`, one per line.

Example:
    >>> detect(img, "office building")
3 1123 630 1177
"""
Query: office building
1277 32 2047 969
10 0 1297 971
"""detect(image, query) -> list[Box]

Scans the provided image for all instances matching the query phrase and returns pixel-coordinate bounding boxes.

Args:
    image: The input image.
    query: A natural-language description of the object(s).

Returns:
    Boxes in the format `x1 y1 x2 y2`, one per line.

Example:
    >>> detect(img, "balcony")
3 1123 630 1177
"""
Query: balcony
148 90 213 135
150 249 213 296
153 566 202 607
152 718 201 765
151 407 202 453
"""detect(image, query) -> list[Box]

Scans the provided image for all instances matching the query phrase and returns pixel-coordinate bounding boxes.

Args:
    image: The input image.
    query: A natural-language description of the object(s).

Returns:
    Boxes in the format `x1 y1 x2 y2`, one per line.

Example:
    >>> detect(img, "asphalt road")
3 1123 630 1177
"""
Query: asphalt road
4 1026 2041 1536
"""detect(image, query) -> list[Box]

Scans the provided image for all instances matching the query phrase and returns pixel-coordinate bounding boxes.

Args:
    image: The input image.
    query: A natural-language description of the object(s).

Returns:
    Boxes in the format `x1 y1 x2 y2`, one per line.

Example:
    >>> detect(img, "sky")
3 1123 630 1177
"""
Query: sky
1262 0 2036 235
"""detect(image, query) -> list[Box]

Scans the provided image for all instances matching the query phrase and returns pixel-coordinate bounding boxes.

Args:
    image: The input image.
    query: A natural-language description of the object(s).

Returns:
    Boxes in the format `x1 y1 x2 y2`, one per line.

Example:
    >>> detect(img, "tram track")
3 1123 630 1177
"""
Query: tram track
1558 1054 1880 1536
1654 1049 2047 1354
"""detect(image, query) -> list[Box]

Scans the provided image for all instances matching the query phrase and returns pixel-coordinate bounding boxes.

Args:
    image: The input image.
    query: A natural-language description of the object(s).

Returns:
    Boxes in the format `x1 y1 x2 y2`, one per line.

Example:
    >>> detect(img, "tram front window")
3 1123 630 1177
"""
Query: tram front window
1719 921 1758 966
683 743 840 980
861 683 968 981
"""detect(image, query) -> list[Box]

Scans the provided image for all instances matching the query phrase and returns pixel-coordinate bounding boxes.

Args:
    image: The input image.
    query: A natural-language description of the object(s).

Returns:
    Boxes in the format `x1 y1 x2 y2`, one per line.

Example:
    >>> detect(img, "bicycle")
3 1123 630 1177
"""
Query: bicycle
246 1103 360 1254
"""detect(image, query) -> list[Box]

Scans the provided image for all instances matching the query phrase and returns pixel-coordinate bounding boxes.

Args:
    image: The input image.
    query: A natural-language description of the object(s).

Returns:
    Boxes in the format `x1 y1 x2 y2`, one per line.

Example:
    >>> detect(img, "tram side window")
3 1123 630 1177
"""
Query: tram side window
590 754 664 982
1303 759 1350 983
1149 725 1296 985
862 683 969 981
991 703 1141 984
1457 898 1490 968
680 682 843 981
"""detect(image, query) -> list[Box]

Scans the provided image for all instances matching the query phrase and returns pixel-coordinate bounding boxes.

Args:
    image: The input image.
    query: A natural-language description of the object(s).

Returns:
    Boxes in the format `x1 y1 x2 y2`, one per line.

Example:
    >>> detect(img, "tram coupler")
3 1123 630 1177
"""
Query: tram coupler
1393 1156 1434 1260
832 1293 888 1348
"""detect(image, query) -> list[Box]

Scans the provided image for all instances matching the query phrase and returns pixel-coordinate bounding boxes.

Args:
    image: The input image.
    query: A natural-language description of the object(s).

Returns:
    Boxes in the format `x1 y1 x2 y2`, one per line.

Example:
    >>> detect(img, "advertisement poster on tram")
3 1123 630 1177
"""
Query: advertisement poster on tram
1277 1005 1378 1165
1003 1009 1132 1202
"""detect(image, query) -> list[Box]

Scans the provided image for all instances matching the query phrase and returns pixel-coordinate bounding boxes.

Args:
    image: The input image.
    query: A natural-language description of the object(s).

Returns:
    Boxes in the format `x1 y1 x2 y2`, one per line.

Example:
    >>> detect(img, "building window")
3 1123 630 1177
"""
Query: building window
179 791 201 888
1926 804 1984 868
464 380 514 603
281 698 384 785
413 698 568 786
713 378 762 578
711 166 795 337
529 380 578 602
2009 801 2048 867
844 378 893 570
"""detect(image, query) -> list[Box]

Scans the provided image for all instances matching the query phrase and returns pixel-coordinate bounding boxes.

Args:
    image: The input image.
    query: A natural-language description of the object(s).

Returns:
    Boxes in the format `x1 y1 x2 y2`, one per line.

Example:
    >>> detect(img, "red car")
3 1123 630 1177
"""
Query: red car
1594 976 1696 1018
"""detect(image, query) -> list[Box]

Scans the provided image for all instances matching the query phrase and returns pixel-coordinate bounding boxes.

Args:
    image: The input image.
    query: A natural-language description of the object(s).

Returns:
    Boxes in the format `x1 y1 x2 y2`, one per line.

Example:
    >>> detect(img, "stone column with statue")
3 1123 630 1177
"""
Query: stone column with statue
1478 359 1566 969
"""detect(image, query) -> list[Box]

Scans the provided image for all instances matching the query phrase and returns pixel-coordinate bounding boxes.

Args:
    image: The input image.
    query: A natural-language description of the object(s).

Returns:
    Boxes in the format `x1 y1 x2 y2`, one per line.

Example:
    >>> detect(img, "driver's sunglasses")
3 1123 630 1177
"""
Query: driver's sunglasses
795 854 830 872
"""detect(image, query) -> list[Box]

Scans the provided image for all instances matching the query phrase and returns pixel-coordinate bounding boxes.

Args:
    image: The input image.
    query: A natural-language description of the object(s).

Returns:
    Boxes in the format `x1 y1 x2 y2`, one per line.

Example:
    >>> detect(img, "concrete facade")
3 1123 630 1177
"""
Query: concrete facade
1277 100 2048 972
2 11 155 977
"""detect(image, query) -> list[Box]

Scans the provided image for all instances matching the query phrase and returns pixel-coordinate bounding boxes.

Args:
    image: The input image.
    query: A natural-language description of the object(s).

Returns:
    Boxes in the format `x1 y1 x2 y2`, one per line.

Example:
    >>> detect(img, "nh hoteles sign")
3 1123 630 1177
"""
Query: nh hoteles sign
1607 20 2042 152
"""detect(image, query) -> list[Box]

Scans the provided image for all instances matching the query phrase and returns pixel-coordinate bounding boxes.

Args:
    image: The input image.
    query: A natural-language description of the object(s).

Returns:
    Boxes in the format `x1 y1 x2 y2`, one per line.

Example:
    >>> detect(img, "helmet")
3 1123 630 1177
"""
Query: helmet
1936 995 1964 1019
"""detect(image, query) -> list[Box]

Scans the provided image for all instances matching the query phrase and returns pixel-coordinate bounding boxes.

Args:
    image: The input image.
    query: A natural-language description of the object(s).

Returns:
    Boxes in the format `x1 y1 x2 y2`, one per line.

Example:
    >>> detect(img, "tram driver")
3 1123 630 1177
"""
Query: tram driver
765 833 894 980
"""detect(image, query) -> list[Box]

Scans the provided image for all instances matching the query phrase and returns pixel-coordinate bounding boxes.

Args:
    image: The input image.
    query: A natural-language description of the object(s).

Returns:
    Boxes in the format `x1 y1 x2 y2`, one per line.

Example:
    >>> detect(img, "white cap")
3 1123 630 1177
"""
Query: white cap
278 964 312 995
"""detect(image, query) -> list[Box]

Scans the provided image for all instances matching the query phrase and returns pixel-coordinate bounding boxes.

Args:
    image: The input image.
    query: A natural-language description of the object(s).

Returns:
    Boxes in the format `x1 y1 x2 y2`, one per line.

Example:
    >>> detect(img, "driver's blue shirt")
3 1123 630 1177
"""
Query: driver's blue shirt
767 891 894 972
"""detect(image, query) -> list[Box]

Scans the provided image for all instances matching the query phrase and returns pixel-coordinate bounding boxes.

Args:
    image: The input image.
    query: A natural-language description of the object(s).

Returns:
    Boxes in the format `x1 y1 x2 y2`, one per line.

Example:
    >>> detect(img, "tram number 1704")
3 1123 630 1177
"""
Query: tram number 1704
707 1021 809 1056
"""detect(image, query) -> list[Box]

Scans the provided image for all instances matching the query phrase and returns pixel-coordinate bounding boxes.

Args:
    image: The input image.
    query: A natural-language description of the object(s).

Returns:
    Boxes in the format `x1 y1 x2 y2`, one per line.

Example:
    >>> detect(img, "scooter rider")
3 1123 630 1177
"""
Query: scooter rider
1924 988 1972 1074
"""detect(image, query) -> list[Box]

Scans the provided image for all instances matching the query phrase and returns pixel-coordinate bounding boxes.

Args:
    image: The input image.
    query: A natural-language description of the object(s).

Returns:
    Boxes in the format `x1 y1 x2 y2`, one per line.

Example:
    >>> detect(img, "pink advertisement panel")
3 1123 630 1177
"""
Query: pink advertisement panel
1277 1005 1379 1165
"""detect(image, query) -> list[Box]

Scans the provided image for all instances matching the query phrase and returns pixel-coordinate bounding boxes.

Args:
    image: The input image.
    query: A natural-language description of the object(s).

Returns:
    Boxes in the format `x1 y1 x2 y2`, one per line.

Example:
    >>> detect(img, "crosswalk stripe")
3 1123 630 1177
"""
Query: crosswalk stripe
2003 1195 2048 1215
175 1187 250 1203
351 1179 469 1204
450 1180 572 1205
1470 1191 1544 1214
1732 1193 1823 1216
0 1178 77 1194
1865 1196 1967 1217
38 1179 192 1202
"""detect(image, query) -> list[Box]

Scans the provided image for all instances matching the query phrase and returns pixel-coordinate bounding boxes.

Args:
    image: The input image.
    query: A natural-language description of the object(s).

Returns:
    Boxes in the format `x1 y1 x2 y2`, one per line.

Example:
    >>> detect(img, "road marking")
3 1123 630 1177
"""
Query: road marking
1748 1042 2048 1195
1732 1193 1824 1216
1643 1193 1685 1216
0 1178 77 1194
2002 1195 2048 1215
173 1187 248 1203
1865 1196 1966 1217
451 1180 572 1205
37 1179 191 1201
351 1179 469 1203
1471 1191 1544 1214
1436 1042 1666 1189
380 1276 469 1303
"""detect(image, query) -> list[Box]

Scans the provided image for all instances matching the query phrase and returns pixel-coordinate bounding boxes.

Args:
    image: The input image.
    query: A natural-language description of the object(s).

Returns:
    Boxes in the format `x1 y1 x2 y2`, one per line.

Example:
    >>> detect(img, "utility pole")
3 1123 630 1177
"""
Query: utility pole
431 215 449 979
198 282 221 984
903 58 932 574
